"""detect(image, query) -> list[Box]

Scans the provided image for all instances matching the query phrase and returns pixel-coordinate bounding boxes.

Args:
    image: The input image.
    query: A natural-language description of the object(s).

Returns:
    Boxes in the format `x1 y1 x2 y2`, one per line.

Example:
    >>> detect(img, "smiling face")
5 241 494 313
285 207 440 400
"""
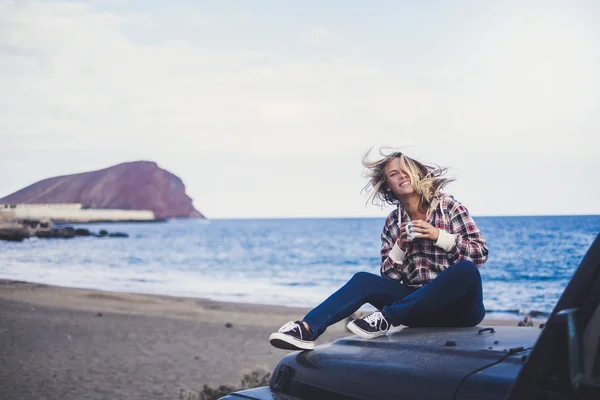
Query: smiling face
384 157 415 199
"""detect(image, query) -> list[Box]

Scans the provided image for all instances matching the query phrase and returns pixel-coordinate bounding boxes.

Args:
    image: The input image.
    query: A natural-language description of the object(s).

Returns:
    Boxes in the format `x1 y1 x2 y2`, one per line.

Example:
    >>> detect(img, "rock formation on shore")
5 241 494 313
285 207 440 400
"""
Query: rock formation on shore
0 161 204 220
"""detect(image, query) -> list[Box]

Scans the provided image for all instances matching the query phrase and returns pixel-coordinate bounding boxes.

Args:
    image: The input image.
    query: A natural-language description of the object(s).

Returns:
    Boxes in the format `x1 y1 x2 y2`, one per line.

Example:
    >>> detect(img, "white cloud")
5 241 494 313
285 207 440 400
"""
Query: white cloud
1 1 599 218
303 27 337 44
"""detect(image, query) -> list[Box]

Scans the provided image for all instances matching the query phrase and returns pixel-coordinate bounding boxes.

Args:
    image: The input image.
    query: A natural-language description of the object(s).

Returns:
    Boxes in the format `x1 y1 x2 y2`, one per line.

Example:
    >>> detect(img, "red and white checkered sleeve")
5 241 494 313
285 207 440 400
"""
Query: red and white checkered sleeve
445 201 489 267
380 212 404 280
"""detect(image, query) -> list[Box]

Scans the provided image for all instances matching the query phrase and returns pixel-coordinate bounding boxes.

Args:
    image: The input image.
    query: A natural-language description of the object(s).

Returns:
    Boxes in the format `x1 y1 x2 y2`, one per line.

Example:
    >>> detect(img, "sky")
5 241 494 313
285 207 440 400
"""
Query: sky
1 0 599 218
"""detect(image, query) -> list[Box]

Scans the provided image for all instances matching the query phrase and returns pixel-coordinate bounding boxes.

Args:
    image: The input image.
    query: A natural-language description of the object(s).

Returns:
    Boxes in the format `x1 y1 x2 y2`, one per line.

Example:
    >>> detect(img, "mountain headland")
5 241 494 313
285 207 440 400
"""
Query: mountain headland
0 161 204 220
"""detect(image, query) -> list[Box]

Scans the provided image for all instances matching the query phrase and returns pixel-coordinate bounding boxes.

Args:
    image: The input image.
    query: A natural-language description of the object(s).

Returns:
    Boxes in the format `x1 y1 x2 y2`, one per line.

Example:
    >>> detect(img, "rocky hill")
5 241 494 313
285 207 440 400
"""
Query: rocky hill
0 161 204 220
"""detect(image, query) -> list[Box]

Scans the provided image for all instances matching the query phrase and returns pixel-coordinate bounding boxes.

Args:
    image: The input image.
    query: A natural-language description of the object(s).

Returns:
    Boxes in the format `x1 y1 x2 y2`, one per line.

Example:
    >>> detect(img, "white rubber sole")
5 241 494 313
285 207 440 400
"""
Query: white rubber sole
269 332 315 351
347 321 389 339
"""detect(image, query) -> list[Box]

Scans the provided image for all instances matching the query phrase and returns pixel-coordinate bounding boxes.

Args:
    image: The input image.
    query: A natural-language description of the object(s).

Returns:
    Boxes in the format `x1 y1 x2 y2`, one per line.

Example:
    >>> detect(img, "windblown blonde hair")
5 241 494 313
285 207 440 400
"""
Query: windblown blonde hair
362 148 454 208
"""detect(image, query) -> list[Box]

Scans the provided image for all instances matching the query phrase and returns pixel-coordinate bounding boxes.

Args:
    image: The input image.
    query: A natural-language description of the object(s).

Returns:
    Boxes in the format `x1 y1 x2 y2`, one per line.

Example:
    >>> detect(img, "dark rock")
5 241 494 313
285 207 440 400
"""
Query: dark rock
518 317 534 327
36 227 75 239
444 340 456 347
97 312 103 317
36 230 53 238
75 228 92 236
0 228 30 241
62 227 75 238
108 232 128 238
225 322 233 328
528 310 548 318
92 229 130 238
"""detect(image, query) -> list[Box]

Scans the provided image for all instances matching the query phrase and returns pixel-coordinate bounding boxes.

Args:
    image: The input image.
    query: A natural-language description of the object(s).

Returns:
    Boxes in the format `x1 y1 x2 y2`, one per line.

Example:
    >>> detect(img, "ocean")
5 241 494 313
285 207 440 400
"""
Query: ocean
1 215 598 320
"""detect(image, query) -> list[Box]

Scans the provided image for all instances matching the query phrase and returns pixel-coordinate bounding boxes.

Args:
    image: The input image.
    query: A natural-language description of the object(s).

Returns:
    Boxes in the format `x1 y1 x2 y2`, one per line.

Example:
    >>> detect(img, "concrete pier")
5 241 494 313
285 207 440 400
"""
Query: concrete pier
1 204 155 223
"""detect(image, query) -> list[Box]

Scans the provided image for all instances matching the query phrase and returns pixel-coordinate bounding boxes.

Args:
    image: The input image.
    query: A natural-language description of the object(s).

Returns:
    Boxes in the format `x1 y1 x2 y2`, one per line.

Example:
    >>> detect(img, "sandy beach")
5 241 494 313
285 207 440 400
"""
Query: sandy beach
0 280 538 400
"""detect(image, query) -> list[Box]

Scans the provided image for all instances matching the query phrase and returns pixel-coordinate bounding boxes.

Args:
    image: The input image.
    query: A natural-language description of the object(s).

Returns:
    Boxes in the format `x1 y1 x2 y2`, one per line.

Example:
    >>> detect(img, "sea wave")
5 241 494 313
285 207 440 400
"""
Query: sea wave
1 215 598 318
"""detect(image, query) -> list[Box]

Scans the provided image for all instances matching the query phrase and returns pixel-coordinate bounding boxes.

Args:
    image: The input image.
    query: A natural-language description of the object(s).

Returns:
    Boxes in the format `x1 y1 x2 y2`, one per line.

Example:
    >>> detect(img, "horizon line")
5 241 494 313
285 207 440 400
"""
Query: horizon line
203 213 600 220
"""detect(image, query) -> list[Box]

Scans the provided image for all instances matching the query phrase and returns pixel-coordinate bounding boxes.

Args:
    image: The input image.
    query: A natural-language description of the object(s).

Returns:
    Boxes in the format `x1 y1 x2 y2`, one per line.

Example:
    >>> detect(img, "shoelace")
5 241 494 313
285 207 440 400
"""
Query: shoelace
279 321 301 338
364 312 385 328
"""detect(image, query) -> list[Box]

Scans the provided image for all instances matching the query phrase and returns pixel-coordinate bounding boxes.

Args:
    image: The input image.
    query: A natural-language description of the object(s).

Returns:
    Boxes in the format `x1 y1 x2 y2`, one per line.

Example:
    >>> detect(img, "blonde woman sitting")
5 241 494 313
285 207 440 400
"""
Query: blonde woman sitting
270 150 489 350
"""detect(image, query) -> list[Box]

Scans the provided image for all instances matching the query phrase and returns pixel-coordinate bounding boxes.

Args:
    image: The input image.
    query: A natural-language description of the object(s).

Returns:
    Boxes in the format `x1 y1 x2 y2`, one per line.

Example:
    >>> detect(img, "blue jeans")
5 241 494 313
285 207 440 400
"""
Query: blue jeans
303 260 485 339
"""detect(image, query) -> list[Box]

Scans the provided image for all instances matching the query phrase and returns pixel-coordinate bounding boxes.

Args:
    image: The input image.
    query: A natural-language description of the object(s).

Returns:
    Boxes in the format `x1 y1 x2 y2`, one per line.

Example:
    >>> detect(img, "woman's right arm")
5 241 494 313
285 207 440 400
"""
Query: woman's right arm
380 213 405 280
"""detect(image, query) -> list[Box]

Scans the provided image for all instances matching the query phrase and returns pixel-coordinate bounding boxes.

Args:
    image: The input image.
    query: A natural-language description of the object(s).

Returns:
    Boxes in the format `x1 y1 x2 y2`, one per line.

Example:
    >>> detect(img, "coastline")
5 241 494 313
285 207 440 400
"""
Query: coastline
0 279 544 400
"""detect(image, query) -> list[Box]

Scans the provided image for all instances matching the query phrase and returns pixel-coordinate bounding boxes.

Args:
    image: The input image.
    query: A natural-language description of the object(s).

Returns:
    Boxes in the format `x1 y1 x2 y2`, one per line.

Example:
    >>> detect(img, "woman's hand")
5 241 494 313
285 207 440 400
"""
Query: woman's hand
398 222 412 251
411 220 440 242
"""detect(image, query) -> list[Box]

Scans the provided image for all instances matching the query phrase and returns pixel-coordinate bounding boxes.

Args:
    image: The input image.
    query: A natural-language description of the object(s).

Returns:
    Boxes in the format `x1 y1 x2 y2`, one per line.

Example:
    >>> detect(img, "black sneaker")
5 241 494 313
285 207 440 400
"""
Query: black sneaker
269 321 315 350
347 311 390 339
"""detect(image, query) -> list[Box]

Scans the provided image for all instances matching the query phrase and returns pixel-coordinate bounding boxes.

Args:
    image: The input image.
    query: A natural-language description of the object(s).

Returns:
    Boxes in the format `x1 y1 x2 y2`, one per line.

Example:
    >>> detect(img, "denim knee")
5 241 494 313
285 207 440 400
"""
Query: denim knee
450 260 479 277
350 271 377 283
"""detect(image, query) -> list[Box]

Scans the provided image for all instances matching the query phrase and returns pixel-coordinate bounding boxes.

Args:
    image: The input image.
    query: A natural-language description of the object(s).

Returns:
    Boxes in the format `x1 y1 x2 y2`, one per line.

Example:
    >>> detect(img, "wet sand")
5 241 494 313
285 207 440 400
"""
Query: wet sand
0 280 534 400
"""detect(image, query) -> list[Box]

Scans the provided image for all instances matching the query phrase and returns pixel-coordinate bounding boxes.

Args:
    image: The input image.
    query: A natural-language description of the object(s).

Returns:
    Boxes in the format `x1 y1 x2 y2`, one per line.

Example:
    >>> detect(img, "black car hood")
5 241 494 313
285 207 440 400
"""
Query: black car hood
269 325 542 400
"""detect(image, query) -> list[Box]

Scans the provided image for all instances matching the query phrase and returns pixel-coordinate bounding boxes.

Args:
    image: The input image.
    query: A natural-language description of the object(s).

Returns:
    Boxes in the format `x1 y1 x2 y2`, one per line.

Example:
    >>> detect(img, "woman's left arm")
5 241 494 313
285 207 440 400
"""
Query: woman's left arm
436 201 488 267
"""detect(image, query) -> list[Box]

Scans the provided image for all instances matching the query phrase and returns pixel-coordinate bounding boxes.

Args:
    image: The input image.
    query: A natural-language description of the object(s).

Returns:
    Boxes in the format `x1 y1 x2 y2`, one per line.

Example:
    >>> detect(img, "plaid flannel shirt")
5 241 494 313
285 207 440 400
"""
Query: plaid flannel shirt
380 193 488 287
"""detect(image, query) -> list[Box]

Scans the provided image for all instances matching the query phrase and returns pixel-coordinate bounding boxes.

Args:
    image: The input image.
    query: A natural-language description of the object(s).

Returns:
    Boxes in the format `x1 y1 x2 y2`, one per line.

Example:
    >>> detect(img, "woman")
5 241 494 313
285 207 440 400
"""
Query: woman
269 149 488 351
